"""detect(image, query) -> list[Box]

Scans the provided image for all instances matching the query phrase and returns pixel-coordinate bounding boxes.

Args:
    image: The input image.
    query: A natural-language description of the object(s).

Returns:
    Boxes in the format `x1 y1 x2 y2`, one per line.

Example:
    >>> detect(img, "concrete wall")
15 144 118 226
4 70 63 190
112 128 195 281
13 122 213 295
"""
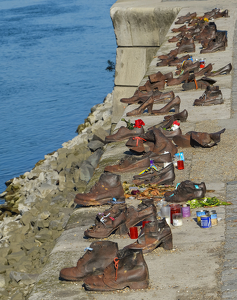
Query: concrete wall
110 0 180 123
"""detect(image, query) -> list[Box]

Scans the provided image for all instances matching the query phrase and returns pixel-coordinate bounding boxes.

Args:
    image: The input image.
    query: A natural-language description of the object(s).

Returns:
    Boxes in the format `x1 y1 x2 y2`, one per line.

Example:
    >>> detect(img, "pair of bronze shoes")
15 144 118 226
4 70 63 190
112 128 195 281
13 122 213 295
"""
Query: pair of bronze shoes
60 241 149 291
173 128 226 148
84 199 157 239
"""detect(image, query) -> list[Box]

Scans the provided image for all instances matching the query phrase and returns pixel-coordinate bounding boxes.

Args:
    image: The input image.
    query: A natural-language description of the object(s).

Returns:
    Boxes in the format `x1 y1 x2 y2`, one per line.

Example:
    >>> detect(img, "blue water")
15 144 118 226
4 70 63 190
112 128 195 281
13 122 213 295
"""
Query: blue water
0 0 116 194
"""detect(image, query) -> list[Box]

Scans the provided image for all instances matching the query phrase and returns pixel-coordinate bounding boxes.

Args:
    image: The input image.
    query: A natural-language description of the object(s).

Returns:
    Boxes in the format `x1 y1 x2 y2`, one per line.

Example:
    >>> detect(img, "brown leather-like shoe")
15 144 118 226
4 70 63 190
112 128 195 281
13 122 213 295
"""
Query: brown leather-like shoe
193 86 223 106
200 41 225 54
126 96 154 117
83 248 149 291
59 241 118 281
168 54 190 66
126 199 157 228
74 173 125 206
177 43 195 54
166 72 189 86
205 63 232 76
124 218 173 253
171 25 187 33
133 163 175 185
165 180 206 203
104 156 151 173
151 96 181 114
175 12 197 24
120 90 153 104
164 109 188 122
105 126 144 143
84 209 127 238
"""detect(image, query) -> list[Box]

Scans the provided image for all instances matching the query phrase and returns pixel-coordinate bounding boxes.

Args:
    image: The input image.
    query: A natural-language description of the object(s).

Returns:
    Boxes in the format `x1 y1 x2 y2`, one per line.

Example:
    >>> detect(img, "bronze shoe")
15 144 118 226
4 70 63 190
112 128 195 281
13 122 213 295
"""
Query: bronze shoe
83 248 149 291
105 126 144 143
59 241 118 281
74 173 125 206
151 96 181 115
166 71 189 86
132 163 175 186
175 12 197 24
193 86 223 106
205 63 232 77
124 218 173 253
84 209 127 238
165 180 206 203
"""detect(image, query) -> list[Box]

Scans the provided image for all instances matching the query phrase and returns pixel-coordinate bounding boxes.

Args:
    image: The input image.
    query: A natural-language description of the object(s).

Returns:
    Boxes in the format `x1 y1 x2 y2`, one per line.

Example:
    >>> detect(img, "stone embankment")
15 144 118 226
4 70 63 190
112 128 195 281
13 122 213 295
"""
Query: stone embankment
0 93 113 299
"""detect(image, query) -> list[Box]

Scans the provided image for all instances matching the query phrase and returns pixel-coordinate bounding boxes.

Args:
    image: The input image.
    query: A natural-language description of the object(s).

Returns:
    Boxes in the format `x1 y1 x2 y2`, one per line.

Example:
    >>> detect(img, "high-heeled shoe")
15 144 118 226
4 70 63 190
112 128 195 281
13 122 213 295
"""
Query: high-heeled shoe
205 63 232 77
151 96 180 115
126 96 154 117
166 71 189 86
120 90 152 104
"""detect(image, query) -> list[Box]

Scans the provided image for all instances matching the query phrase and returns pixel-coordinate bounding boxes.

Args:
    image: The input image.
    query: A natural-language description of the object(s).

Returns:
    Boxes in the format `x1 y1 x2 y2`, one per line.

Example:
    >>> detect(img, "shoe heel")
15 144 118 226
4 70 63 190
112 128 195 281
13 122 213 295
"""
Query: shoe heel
160 234 173 250
128 280 149 290
173 104 180 113
115 222 128 236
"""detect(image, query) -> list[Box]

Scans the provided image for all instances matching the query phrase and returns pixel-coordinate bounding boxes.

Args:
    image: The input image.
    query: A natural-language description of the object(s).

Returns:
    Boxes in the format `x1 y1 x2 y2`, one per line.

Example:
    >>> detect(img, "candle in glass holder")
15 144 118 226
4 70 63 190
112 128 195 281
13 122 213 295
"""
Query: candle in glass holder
129 227 138 239
177 160 184 170
170 204 181 224
172 213 183 226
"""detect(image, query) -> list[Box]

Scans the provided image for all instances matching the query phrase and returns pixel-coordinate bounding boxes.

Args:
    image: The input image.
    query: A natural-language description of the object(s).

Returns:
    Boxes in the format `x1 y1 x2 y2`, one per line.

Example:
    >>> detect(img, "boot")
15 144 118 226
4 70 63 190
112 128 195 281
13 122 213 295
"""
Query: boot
177 43 195 54
126 96 154 117
193 86 223 106
74 173 125 206
83 248 149 291
158 49 178 60
138 79 165 92
200 41 225 54
84 208 127 238
168 54 190 66
125 136 152 153
165 180 206 203
105 126 145 143
59 241 118 281
151 96 181 114
133 163 175 185
124 218 173 253
126 199 157 228
164 109 188 122
152 128 177 157
149 71 173 83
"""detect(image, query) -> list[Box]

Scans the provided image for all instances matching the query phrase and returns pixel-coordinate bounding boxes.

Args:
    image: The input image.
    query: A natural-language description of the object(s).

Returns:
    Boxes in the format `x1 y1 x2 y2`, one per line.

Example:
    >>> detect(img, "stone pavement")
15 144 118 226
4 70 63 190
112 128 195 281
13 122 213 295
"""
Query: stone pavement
28 2 237 300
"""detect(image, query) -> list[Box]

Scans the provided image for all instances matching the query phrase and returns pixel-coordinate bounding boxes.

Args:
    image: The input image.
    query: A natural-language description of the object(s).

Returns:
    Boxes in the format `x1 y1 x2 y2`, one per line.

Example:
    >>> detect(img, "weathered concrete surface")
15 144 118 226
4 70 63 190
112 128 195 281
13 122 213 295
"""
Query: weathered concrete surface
28 3 237 300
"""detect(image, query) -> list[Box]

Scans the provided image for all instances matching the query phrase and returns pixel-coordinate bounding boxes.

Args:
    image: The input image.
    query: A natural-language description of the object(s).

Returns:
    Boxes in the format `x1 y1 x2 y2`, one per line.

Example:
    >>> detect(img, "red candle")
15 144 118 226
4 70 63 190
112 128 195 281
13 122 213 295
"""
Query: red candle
129 227 138 239
142 220 151 228
170 204 181 224
177 160 184 170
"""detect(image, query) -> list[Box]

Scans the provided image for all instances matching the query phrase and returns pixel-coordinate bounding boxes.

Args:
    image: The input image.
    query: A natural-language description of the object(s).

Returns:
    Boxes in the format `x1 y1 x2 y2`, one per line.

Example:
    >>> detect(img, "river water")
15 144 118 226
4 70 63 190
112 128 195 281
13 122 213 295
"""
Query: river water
0 0 116 196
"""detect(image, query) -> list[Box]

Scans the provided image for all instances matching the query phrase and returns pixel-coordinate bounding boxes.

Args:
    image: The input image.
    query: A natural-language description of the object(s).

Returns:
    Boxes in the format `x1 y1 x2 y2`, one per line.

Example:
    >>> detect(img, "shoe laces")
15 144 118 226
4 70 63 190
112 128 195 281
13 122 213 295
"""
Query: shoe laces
113 257 119 281
132 136 147 146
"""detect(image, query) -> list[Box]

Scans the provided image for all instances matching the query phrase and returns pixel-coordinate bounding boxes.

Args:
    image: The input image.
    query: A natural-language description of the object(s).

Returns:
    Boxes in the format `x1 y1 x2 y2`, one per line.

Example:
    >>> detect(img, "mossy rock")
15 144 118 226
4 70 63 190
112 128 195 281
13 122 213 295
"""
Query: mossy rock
34 159 45 168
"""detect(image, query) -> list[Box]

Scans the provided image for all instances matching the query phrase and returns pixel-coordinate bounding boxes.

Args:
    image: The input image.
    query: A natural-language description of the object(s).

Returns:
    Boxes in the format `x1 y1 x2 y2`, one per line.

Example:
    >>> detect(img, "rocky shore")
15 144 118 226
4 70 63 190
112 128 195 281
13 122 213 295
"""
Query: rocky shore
0 92 113 299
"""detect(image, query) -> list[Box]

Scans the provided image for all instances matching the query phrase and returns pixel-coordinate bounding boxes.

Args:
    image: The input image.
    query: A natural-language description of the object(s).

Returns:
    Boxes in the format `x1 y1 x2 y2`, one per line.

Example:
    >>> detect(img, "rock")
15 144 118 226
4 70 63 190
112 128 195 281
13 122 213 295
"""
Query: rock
91 127 108 143
35 229 53 243
10 271 22 283
49 220 63 231
79 161 95 182
87 140 104 152
22 238 36 251
0 257 7 266
0 275 6 288
36 183 56 198
20 211 33 226
50 195 68 207
27 246 40 259
39 211 50 220
7 250 26 265
0 265 12 274
0 248 11 258
0 192 7 198
86 149 103 168
10 291 23 300
58 173 66 191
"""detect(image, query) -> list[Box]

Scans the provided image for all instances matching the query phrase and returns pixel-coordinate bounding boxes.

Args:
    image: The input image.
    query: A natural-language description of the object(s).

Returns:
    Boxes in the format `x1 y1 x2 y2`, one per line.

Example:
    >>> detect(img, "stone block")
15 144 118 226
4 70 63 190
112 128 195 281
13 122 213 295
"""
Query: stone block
87 140 104 152
7 251 26 265
86 149 103 169
79 161 95 182
0 275 6 288
91 127 108 143
110 5 178 46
